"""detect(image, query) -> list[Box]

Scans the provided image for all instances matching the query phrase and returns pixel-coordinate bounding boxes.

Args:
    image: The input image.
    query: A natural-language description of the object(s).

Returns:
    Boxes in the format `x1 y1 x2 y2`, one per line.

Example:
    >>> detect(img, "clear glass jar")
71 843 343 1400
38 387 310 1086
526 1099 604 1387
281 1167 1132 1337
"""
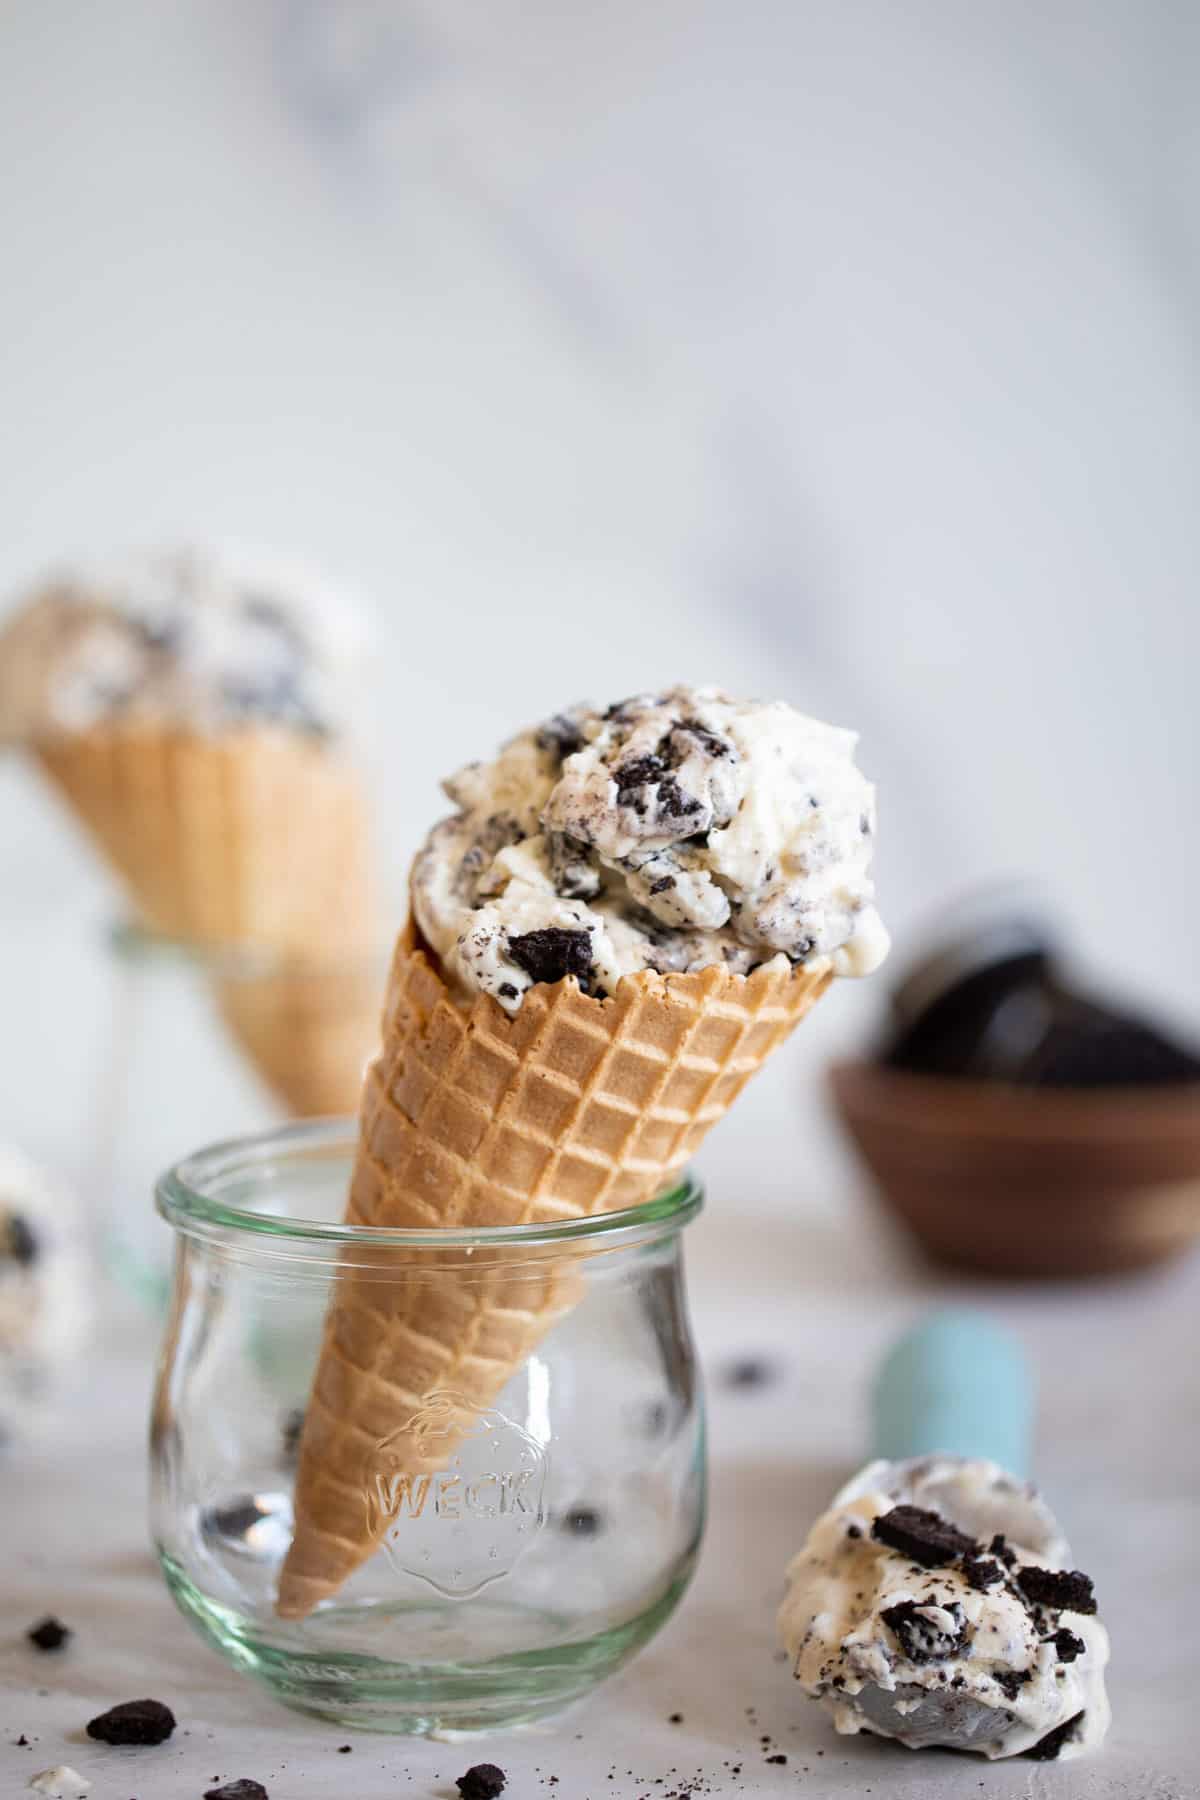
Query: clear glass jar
91 925 382 1308
150 1122 706 1735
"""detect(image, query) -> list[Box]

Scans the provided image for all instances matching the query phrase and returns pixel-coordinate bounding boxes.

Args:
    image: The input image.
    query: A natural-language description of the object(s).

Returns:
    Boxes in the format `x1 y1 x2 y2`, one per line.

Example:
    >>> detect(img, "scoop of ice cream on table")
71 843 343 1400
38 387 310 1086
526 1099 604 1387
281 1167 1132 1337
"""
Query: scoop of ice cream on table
778 1313 1111 1760
277 684 887 1618
0 1144 90 1441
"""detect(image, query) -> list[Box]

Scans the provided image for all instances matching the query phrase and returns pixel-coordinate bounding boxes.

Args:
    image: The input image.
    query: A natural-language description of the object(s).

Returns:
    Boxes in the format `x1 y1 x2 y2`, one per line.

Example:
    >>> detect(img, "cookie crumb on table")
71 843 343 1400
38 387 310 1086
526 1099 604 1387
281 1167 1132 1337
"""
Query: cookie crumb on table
27 1617 71 1652
456 1765 507 1800
85 1698 176 1746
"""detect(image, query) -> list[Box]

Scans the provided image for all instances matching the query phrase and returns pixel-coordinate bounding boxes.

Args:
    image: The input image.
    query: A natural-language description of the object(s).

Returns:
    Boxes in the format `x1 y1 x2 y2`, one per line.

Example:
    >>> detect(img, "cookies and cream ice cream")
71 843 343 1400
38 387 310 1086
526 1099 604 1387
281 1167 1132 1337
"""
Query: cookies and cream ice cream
0 1147 89 1440
778 1455 1110 1761
0 547 366 744
279 684 862 1620
412 686 888 1013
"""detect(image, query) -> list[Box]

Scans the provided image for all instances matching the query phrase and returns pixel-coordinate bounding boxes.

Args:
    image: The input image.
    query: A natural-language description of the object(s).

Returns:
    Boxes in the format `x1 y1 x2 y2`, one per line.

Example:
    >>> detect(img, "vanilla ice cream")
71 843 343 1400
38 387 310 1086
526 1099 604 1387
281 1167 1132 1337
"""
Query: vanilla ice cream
0 1146 90 1440
0 547 367 744
412 686 887 1012
778 1455 1110 1761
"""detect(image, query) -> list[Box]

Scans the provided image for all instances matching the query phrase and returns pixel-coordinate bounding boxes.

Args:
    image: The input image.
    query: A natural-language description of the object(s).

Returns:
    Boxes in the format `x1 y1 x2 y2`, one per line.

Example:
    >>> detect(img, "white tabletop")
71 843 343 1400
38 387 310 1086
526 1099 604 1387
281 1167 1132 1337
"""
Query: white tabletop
3 1071 1197 1800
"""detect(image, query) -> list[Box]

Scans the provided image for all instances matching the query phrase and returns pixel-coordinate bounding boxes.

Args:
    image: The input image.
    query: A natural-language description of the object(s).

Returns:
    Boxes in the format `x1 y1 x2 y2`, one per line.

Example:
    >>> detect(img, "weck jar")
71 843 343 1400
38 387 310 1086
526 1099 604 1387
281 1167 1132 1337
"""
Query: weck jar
150 1120 706 1734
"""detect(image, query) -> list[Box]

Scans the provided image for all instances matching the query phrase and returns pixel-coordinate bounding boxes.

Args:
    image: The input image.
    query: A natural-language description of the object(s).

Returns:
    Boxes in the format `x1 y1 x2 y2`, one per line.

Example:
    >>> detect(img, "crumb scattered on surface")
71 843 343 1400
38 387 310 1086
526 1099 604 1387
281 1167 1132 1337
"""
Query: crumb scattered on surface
85 1698 176 1746
456 1764 507 1800
722 1356 779 1390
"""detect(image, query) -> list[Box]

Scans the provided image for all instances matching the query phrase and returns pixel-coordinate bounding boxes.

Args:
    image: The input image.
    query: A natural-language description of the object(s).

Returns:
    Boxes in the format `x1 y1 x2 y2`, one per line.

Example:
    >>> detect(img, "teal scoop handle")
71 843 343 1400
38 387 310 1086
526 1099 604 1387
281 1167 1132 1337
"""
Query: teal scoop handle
869 1310 1033 1477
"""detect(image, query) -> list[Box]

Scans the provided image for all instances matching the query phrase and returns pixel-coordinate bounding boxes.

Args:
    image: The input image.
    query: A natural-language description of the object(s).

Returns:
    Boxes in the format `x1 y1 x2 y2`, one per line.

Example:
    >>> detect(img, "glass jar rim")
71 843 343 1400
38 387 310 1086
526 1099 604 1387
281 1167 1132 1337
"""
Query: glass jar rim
156 1118 704 1251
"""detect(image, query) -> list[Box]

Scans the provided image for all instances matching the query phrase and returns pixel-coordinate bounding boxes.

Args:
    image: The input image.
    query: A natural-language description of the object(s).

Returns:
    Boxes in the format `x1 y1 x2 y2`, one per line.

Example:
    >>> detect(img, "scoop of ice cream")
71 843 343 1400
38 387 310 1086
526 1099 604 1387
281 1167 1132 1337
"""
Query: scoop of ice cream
778 1455 1110 1761
412 686 887 1012
0 547 368 744
0 1146 90 1440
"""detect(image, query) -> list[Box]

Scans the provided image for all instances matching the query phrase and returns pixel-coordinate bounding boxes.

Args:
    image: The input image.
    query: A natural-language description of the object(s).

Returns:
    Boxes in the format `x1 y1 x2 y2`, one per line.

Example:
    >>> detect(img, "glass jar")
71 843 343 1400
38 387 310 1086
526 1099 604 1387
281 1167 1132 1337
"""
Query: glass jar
150 1122 706 1735
90 925 382 1308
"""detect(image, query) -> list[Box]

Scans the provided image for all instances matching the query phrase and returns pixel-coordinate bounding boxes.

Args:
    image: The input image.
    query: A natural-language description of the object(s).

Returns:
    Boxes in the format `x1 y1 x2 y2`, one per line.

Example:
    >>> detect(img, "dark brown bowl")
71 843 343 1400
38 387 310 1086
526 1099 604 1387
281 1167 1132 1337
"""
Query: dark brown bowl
829 1060 1200 1277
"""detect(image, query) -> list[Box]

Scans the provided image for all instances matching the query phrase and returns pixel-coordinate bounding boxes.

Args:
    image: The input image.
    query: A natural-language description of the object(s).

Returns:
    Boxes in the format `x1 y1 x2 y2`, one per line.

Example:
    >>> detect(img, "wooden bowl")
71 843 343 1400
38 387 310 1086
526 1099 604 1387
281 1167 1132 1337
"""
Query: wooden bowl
829 1060 1200 1277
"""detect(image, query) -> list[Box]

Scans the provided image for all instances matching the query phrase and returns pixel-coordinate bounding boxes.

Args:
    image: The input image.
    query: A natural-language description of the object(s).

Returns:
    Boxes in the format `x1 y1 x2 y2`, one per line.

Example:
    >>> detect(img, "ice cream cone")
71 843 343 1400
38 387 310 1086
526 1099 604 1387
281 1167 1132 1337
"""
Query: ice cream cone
277 922 830 1618
34 720 374 952
215 954 382 1117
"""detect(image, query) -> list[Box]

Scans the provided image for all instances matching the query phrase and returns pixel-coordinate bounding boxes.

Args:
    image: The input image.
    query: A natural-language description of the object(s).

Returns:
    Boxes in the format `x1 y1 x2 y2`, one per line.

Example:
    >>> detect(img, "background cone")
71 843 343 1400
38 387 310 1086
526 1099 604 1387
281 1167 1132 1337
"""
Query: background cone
277 923 830 1618
34 720 374 952
215 954 382 1117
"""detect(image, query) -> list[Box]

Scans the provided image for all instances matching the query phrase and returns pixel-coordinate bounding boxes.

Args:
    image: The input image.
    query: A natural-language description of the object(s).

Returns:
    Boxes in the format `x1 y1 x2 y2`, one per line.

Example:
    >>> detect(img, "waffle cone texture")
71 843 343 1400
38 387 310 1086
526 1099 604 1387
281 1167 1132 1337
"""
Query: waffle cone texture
35 720 374 953
276 921 831 1618
215 956 381 1117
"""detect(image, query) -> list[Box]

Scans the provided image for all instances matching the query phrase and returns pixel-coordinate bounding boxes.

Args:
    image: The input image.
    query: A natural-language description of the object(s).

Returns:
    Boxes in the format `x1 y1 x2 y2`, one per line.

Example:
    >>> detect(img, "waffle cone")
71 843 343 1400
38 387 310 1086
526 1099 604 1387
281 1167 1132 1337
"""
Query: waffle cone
34 721 374 952
216 956 381 1117
277 922 831 1618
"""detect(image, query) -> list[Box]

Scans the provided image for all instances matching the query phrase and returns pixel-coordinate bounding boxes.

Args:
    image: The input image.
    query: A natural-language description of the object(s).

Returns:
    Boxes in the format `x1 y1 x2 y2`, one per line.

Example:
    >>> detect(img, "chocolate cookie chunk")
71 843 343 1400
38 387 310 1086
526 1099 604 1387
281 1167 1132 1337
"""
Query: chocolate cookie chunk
603 695 646 724
4 1214 37 1264
1016 1566 1097 1615
871 1504 977 1568
674 717 732 759
547 831 601 900
560 1505 605 1536
27 1617 71 1652
1047 1627 1087 1663
723 1356 779 1390
205 1783 269 1800
86 1698 176 1745
960 1554 1003 1591
993 1668 1032 1701
456 1765 506 1800
536 714 586 761
507 927 594 987
656 778 702 819
204 1496 271 1539
280 1407 305 1465
880 1598 968 1664
1027 1711 1084 1761
615 753 667 798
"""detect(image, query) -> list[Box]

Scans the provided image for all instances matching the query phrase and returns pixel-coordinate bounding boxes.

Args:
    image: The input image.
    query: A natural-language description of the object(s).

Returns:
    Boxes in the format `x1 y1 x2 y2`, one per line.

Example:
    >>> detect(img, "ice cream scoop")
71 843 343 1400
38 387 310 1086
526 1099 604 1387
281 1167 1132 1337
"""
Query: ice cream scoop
0 545 367 744
778 1312 1110 1761
0 1145 90 1441
412 685 888 1013
0 546 380 968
